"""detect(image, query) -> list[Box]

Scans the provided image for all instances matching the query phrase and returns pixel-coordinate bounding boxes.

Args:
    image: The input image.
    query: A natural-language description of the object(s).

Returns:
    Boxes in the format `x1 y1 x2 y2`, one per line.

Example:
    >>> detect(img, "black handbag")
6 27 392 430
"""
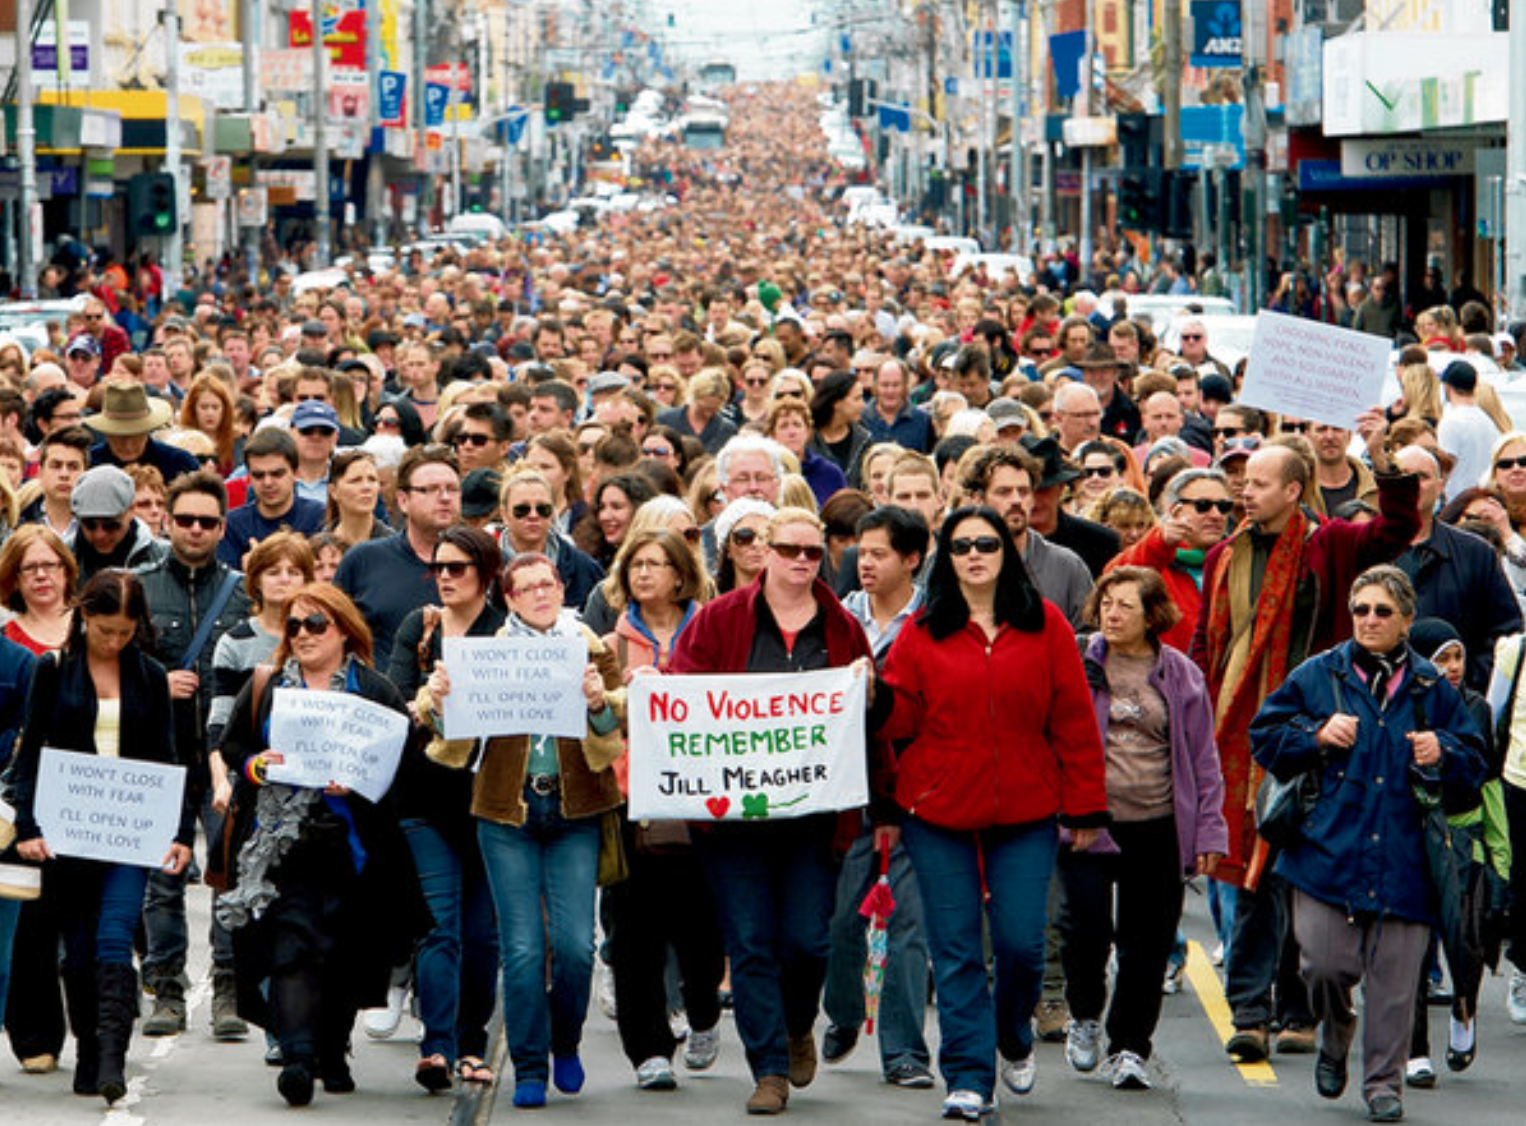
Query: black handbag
1254 767 1321 850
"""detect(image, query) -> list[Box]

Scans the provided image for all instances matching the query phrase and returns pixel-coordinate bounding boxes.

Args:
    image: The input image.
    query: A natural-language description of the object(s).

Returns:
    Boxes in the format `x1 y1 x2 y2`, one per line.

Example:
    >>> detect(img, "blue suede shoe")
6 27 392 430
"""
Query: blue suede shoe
513 1079 547 1108
553 1056 585 1094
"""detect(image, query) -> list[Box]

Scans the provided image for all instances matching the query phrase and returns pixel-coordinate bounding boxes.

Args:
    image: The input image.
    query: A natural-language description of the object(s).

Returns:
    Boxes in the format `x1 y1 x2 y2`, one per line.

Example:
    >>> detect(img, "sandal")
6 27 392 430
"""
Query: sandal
415 1054 452 1093
458 1057 496 1085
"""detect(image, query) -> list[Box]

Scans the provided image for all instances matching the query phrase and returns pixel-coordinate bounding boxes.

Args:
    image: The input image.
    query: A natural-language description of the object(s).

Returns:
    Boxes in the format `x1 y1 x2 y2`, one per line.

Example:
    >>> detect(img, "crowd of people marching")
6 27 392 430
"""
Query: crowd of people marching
1 80 1525 1123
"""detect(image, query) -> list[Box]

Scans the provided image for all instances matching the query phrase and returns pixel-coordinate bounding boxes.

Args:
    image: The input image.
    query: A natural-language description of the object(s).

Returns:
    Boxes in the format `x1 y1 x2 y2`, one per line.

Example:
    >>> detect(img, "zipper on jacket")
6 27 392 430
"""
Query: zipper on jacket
987 635 998 823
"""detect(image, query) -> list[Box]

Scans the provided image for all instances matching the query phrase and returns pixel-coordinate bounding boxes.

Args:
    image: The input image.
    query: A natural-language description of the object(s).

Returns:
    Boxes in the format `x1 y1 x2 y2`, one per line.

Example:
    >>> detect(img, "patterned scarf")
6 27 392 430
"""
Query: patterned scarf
1203 508 1310 890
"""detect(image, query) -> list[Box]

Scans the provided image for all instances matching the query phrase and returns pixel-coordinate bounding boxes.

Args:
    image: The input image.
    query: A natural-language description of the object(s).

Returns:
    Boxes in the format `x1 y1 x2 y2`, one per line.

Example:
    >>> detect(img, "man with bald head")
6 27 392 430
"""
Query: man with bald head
1135 392 1210 467
1051 383 1103 455
1190 410 1420 1065
1391 444 1519 687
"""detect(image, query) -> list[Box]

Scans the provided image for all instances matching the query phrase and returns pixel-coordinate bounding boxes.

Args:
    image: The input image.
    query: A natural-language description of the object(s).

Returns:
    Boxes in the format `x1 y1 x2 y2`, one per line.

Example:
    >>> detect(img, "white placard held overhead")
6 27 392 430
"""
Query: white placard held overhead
440 635 589 741
1238 311 1392 430
33 749 186 869
264 690 409 803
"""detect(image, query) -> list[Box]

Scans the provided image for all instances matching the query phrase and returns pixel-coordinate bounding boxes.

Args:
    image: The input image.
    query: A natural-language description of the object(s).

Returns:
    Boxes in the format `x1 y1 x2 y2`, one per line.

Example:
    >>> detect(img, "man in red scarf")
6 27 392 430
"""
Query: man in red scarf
1190 410 1419 1065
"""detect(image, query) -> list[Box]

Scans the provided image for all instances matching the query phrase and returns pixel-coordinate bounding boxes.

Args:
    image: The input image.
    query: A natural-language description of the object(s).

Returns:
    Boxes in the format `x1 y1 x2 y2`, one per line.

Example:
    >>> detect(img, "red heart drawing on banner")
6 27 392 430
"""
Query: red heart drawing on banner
705 797 730 819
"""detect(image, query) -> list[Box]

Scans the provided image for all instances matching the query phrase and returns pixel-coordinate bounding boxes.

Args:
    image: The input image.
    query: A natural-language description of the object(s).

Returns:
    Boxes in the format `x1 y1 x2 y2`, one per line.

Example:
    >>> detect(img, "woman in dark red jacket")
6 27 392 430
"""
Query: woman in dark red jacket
670 506 875 1117
876 505 1108 1122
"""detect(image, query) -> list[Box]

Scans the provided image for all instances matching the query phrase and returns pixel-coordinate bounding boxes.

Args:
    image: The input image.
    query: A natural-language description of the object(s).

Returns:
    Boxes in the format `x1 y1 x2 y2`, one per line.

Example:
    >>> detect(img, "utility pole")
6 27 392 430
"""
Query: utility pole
164 8 184 293
1162 0 1181 171
311 0 330 265
366 0 385 246
415 0 431 227
1242 0 1266 310
17 0 38 297
1007 0 1026 253
241 0 260 280
1078 0 1094 269
1507 1 1526 323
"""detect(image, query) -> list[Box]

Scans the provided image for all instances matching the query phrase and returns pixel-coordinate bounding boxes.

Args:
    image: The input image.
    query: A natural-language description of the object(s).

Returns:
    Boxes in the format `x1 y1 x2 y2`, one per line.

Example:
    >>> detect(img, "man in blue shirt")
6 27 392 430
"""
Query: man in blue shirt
219 428 325 568
863 358 933 454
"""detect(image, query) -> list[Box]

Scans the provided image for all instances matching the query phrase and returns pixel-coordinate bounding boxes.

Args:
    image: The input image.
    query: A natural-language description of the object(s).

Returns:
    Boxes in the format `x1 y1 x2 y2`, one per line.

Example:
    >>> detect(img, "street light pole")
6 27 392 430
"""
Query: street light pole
312 0 331 265
17 0 38 297
164 8 184 293
1507 1 1526 323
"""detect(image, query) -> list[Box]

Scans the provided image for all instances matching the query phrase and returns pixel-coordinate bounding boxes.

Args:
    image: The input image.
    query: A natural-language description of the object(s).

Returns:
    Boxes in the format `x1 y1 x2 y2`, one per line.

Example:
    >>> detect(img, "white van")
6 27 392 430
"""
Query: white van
445 213 508 242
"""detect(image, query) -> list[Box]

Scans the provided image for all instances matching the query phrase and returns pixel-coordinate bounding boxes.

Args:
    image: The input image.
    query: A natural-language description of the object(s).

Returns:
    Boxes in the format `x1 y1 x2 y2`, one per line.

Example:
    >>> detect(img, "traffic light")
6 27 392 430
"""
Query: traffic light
848 77 877 118
546 81 573 123
1162 170 1195 240
1117 167 1160 232
128 172 176 236
1116 113 1152 168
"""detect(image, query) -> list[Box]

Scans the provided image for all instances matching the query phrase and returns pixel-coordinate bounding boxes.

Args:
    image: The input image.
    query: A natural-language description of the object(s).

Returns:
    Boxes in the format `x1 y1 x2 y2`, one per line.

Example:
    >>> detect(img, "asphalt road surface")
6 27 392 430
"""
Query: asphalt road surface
3 884 1523 1125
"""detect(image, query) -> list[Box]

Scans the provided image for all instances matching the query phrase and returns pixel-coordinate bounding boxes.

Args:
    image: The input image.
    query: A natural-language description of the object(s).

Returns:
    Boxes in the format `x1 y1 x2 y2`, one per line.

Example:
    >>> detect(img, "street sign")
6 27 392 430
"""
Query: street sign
378 71 408 128
237 188 267 227
204 156 232 201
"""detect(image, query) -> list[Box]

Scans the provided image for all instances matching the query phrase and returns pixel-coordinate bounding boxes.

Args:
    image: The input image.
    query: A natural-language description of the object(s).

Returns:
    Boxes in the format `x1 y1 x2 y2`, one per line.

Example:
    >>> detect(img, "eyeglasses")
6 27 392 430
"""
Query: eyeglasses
628 558 673 573
248 468 289 481
642 445 673 458
1081 466 1117 479
296 426 335 439
18 560 65 576
376 416 401 428
744 377 771 388
651 381 677 392
648 353 674 363
171 513 224 531
512 580 561 598
1215 426 1249 438
1496 456 1526 471
405 482 461 497
949 536 1002 556
770 542 825 562
1350 602 1396 619
1181 498 1234 515
1180 333 1204 342
285 612 333 638
1280 422 1310 434
428 560 473 579
452 432 493 448
729 472 777 488
80 517 123 533
511 502 555 519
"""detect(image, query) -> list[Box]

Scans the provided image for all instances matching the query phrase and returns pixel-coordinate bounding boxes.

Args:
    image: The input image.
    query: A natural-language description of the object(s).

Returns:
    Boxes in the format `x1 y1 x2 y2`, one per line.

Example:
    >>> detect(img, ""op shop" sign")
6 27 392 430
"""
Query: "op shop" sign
1340 138 1478 178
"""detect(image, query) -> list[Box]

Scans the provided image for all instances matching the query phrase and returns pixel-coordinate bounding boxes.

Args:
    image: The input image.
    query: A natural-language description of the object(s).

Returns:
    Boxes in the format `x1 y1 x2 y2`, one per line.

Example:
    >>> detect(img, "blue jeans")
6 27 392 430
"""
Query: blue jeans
59 861 150 969
823 832 930 1071
143 793 233 983
0 896 19 1026
402 819 499 1062
902 816 1057 1099
695 819 839 1080
1225 872 1312 1030
477 792 599 1084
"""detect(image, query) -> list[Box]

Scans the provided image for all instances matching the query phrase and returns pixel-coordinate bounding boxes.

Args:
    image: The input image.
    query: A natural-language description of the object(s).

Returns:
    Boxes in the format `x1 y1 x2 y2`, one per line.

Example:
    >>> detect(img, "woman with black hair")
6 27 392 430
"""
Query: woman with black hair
574 472 657 571
809 371 872 485
387 526 506 1091
874 506 1108 1121
8 569 191 1104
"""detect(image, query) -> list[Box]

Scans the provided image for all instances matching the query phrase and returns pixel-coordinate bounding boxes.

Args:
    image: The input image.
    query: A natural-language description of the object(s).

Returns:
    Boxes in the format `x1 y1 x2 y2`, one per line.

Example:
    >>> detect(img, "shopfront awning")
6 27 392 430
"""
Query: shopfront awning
2 103 122 154
37 90 205 156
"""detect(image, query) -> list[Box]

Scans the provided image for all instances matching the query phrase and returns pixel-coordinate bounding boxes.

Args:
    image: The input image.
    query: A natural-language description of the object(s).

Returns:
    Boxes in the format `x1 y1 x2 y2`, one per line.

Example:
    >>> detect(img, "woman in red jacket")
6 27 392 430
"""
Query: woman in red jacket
877 504 1108 1122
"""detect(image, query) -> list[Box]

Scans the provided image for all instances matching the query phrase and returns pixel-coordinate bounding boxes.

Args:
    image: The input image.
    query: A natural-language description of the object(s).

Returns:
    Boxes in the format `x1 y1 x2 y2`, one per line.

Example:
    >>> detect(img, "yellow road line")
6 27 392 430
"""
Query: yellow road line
1184 940 1279 1088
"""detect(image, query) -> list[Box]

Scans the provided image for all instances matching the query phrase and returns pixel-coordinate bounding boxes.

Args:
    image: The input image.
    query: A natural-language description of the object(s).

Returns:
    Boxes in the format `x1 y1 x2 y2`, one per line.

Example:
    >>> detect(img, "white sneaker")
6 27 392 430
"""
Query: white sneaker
1065 1018 1103 1073
1163 962 1184 995
941 1089 996 1120
667 1008 690 1042
597 961 618 1020
362 985 406 1040
1000 1052 1036 1095
1509 968 1526 1025
1405 1057 1436 1088
1108 1050 1151 1090
1211 942 1225 967
683 1025 720 1070
636 1056 677 1090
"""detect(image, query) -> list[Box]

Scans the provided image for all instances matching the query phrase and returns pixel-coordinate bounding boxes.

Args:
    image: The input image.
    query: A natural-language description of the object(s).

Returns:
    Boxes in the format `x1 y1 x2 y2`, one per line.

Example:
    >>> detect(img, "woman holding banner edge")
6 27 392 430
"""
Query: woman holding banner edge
419 551 625 1111
669 506 881 1117
217 581 424 1108
7 569 192 1105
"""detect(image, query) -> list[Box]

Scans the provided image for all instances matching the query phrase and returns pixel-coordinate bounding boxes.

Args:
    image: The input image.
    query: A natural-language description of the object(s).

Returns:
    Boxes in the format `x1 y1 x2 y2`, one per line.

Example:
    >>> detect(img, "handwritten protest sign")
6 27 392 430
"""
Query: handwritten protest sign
33 749 185 868
441 635 588 740
1238 310 1392 429
627 668 868 822
265 689 409 802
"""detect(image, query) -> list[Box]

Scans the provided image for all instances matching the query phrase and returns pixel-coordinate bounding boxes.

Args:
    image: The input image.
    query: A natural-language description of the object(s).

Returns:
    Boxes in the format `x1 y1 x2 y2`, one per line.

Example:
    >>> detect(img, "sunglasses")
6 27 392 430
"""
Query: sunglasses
730 527 761 547
649 353 674 363
1081 466 1116 479
1496 456 1526 471
1350 603 1396 619
284 612 333 638
428 560 474 579
1215 426 1249 438
744 377 770 388
296 426 335 439
171 513 223 531
452 432 493 448
1180 498 1234 515
1180 333 1204 342
376 416 401 428
652 382 677 392
642 445 674 458
1280 422 1310 434
80 517 123 533
511 502 555 519
771 542 825 562
949 536 1002 556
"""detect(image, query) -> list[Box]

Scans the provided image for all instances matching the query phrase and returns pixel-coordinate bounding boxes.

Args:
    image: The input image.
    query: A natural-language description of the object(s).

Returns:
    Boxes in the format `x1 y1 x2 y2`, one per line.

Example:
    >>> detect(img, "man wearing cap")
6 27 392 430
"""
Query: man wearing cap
986 400 1029 446
219 429 326 568
864 359 933 453
291 400 342 505
63 333 103 390
1022 436 1121 578
1075 342 1140 444
86 380 200 483
66 464 170 581
299 318 330 351
460 468 503 529
1436 360 1499 503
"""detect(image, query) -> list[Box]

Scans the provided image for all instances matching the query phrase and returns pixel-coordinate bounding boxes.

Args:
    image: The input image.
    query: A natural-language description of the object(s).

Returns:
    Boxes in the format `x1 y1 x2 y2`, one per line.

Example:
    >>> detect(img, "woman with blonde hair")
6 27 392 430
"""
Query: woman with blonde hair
1473 380 1514 434
1392 362 1443 426
647 364 687 408
180 373 238 475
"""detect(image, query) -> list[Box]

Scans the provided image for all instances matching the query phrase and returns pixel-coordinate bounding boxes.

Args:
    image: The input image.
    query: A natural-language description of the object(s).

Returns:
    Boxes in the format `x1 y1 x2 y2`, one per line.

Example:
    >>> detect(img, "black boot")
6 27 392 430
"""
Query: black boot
62 966 99 1097
96 964 139 1105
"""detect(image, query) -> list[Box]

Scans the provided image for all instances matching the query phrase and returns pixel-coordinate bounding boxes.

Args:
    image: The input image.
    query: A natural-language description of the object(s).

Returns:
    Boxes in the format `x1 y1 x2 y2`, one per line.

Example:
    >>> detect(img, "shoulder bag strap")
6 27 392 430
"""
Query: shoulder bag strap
180 571 243 671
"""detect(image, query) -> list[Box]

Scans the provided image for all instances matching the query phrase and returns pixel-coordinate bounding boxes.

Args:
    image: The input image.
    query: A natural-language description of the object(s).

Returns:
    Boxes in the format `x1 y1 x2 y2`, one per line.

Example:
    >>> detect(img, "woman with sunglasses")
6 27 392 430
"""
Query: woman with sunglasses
1485 431 1526 535
725 358 778 430
387 527 505 1091
419 553 624 1110
324 448 391 545
600 528 726 1090
218 582 422 1106
639 424 692 482
1071 441 1127 514
1250 565 1485 1123
523 432 588 537
670 507 878 1116
9 570 193 1104
873 506 1107 1121
1060 567 1227 1090
1107 468 1234 653
645 364 687 409
715 497 777 595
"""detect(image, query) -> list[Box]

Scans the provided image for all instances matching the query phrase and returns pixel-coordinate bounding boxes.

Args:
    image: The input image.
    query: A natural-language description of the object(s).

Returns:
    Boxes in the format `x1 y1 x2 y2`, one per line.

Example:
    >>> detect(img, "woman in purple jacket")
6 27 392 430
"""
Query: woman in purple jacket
1059 566 1229 1091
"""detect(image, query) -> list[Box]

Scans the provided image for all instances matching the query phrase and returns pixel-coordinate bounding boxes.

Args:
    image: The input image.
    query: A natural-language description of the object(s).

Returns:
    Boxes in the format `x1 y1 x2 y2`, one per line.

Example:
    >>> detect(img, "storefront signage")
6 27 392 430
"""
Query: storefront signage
1340 138 1477 178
